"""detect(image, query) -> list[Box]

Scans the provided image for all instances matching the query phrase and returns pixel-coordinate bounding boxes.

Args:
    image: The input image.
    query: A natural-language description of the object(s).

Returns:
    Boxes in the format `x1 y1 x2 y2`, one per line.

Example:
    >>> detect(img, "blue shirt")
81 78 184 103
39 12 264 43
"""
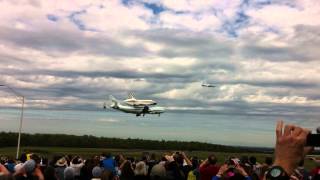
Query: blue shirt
102 158 116 175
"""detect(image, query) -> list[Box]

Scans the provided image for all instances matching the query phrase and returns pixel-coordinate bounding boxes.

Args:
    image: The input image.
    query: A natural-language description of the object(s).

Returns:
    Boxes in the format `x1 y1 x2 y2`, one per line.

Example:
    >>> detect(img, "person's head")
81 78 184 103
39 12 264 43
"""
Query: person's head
121 161 134 177
114 155 121 165
64 167 75 180
316 127 320 134
225 157 240 170
141 152 150 161
134 161 147 176
249 156 257 165
102 152 111 159
20 153 27 163
72 156 82 164
23 159 36 175
30 154 40 164
191 157 199 170
150 153 156 160
208 154 217 165
240 156 249 165
92 166 103 178
160 156 167 162
0 156 6 164
93 155 100 166
265 157 273 166
150 164 166 178
173 153 184 165
55 157 67 167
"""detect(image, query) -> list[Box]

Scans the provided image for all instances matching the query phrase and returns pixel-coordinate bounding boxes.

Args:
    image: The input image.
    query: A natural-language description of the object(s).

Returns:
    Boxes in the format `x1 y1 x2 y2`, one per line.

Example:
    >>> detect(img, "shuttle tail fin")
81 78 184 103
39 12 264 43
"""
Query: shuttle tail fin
128 92 136 99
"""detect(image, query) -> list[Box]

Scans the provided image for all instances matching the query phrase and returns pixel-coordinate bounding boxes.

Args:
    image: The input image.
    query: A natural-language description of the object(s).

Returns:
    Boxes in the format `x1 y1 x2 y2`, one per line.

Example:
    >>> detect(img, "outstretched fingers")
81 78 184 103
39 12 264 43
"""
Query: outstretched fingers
283 124 295 136
276 120 284 138
292 126 303 137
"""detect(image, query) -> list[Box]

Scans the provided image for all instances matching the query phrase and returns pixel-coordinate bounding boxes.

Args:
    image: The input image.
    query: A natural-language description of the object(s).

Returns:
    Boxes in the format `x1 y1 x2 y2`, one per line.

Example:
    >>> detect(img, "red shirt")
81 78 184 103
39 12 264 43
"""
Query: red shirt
199 164 220 180
310 167 320 177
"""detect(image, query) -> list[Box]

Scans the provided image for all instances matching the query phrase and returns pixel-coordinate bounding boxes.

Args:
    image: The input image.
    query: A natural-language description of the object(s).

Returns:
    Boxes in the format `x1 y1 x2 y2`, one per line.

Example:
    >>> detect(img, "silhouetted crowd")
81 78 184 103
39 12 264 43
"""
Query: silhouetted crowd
0 150 319 180
1 121 320 180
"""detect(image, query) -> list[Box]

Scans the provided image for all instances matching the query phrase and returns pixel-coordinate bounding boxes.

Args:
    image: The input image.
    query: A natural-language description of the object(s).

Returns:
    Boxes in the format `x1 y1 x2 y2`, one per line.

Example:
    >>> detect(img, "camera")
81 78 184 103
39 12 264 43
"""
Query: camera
306 134 320 146
225 158 239 169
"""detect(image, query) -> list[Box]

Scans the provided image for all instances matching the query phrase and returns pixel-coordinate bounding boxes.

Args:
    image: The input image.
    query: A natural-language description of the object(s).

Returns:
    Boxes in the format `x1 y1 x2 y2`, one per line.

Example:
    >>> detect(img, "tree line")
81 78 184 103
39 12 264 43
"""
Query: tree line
0 132 262 153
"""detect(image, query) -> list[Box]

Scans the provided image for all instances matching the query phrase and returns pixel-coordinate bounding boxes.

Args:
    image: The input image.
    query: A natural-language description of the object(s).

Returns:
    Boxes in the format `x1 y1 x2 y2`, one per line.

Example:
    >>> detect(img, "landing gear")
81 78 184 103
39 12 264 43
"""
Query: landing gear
142 106 149 117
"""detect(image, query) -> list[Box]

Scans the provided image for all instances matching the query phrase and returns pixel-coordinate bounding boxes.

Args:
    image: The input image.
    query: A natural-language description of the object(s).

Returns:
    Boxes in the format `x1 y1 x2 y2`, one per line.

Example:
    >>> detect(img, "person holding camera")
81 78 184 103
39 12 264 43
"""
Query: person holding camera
199 154 219 180
69 156 84 179
210 158 251 180
265 121 313 180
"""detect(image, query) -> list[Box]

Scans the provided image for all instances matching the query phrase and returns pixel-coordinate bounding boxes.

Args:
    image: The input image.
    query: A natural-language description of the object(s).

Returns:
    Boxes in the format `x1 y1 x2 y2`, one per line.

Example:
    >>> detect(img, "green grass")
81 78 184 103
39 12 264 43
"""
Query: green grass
0 147 318 170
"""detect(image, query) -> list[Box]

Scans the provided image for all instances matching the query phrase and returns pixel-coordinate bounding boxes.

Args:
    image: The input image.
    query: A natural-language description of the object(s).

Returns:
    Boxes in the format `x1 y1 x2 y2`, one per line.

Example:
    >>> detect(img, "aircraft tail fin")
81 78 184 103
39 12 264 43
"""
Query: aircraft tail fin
109 95 119 108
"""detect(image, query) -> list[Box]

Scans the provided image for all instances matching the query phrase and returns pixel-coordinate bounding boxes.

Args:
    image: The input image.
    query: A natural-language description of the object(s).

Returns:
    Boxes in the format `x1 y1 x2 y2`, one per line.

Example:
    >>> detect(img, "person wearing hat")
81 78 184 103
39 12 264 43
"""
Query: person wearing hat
55 157 68 180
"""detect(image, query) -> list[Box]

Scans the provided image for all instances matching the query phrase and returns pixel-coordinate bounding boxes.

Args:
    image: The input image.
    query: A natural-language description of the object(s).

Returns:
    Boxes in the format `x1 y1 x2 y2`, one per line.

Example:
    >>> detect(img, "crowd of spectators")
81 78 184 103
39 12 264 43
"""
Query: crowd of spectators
0 121 319 180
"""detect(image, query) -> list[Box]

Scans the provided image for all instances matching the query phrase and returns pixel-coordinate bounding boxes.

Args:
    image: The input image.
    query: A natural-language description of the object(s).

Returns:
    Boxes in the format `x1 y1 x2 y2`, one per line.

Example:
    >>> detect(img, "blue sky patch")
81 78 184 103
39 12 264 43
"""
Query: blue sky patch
47 14 59 22
221 11 250 37
143 3 165 15
122 0 165 15
121 0 131 6
68 10 88 31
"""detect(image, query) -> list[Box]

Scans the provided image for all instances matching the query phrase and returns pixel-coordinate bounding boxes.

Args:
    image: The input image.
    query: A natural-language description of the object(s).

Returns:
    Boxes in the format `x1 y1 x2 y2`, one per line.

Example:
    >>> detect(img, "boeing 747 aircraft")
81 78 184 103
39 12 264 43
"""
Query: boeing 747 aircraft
105 95 165 117
201 83 216 87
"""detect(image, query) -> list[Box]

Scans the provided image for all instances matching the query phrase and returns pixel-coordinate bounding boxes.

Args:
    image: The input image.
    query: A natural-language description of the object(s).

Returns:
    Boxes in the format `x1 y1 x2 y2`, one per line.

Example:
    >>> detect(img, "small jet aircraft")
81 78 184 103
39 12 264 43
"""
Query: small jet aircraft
123 92 157 106
201 82 216 87
105 95 165 117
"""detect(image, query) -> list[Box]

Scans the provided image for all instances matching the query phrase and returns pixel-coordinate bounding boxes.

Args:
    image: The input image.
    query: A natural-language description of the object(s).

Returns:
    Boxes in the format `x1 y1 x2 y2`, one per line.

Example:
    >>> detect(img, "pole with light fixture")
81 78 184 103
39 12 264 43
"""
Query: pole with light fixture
0 84 25 160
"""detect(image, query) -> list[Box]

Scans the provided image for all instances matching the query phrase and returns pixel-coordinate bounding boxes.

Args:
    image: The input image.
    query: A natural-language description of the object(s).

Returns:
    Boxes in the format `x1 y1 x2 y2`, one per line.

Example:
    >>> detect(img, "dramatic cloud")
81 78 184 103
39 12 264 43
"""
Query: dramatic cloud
0 0 320 117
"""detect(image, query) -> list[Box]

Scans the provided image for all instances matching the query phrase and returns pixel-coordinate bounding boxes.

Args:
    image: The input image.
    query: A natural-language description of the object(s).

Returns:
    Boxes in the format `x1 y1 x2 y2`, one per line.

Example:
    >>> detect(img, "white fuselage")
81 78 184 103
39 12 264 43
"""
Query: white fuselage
116 104 164 114
109 96 164 116
202 83 216 87
123 98 157 106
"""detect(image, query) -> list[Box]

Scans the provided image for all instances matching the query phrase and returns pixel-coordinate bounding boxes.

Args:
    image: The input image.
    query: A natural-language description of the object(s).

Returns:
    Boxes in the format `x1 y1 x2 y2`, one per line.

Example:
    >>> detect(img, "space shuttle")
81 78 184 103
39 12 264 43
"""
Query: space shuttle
123 92 157 106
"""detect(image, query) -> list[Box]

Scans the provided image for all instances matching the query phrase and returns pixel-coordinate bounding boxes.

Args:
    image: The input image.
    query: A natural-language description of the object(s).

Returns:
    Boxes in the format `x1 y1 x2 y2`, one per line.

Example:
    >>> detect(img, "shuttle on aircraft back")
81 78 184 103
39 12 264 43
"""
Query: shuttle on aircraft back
104 95 164 117
123 92 157 106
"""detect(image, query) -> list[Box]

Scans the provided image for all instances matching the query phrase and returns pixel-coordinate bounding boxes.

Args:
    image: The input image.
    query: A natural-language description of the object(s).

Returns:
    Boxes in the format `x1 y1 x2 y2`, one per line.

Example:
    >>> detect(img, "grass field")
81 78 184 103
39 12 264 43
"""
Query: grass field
0 146 319 170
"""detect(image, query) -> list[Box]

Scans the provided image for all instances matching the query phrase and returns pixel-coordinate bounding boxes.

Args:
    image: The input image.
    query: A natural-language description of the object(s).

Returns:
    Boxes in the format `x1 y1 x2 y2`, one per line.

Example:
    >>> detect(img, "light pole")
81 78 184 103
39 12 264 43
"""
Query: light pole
0 84 25 160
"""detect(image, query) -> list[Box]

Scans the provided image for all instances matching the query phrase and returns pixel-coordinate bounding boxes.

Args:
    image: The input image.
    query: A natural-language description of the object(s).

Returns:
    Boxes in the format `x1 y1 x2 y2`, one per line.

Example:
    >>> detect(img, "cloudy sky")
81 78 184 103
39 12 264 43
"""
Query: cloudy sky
0 0 320 116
